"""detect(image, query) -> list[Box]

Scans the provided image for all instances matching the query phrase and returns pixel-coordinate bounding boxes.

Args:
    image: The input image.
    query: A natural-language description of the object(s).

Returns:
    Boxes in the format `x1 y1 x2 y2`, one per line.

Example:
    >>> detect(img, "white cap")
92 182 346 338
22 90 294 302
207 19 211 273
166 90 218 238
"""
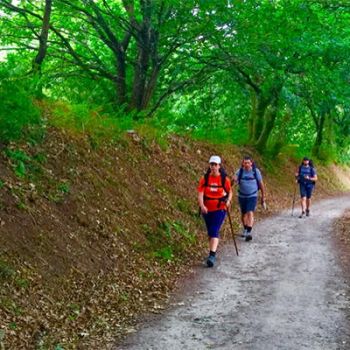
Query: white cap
209 155 221 164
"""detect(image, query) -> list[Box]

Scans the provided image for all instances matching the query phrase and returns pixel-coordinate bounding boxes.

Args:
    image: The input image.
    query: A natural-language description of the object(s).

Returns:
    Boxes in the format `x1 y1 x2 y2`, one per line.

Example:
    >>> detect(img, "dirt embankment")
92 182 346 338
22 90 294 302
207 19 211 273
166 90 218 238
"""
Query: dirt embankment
0 127 349 349
334 209 350 278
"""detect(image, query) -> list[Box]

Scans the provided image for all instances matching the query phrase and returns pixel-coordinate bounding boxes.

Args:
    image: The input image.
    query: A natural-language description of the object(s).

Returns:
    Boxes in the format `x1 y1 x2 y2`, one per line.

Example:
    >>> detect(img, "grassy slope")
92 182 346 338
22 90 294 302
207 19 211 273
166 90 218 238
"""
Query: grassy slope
0 126 349 349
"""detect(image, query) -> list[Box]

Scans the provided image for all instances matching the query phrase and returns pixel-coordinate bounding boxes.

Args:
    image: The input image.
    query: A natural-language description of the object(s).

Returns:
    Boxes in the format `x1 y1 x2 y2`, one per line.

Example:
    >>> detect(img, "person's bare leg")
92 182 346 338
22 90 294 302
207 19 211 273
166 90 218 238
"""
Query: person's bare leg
244 211 254 240
306 198 311 216
209 237 219 252
300 197 306 217
306 198 311 210
245 211 254 227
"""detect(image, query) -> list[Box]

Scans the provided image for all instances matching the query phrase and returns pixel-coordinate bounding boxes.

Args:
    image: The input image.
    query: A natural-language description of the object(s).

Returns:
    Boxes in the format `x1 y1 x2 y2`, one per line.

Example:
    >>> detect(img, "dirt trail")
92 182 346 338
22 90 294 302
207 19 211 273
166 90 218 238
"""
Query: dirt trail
116 196 350 350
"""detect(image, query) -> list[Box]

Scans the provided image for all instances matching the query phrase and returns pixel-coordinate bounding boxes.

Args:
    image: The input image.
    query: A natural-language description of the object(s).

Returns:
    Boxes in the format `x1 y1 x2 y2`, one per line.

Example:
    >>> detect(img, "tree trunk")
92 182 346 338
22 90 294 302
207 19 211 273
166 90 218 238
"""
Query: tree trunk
129 43 150 110
129 2 152 111
312 111 326 157
272 108 292 155
249 92 271 144
141 65 160 109
115 50 127 106
255 101 279 152
247 89 256 142
32 0 52 98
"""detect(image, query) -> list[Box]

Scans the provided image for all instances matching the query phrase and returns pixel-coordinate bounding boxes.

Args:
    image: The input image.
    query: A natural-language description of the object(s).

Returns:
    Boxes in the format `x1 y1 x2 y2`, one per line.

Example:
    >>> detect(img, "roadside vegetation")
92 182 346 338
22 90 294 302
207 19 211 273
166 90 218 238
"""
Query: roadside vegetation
1 1 350 348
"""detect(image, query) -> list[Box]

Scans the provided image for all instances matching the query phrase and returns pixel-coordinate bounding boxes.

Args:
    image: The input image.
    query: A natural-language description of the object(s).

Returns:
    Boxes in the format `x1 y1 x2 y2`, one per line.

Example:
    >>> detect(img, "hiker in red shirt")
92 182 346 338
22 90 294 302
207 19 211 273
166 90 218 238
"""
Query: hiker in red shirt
198 155 232 267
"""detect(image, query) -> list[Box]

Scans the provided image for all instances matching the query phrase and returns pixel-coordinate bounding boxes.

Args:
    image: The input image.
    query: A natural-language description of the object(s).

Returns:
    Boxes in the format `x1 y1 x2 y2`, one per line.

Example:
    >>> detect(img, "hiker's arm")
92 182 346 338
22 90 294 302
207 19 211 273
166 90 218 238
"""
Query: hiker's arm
198 191 208 214
259 180 266 203
295 168 300 183
226 188 233 208
308 174 318 182
231 174 238 185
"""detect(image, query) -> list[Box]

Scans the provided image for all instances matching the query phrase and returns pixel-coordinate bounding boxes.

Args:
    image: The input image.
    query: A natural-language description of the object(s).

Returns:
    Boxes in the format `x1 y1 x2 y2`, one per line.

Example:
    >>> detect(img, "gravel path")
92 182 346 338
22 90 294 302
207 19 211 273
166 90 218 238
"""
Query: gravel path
116 196 350 350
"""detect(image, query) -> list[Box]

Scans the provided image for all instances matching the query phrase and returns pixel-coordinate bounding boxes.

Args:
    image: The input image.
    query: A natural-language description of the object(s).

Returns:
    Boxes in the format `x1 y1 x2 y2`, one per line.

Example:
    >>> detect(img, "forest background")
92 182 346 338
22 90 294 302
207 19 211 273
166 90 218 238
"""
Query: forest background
1 1 350 349
1 0 350 161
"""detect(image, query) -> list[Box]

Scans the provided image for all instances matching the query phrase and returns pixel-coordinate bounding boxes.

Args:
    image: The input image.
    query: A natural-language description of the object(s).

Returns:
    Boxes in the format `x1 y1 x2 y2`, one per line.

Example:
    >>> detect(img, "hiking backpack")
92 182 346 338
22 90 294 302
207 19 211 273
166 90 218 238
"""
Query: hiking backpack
203 167 229 205
298 160 316 185
237 161 261 190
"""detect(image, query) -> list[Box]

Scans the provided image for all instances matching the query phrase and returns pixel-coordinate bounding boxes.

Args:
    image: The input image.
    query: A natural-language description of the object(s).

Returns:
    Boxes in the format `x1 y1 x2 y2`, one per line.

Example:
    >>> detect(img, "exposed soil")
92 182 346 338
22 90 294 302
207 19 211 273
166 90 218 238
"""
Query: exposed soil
333 209 350 280
118 197 350 350
0 123 349 349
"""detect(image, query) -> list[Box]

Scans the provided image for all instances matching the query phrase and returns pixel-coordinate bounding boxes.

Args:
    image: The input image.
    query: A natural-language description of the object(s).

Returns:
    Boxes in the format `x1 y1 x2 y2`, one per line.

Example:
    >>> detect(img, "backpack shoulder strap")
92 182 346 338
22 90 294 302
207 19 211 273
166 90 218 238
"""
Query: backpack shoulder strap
252 163 257 177
238 167 244 184
252 163 261 189
204 168 211 187
220 170 228 193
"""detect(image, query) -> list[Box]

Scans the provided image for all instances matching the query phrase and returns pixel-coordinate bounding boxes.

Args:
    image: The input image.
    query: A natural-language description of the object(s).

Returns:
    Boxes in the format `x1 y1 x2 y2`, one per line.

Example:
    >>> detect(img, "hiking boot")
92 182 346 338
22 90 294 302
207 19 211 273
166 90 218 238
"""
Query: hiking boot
206 255 216 267
306 209 310 217
299 211 305 218
241 228 248 238
245 234 252 242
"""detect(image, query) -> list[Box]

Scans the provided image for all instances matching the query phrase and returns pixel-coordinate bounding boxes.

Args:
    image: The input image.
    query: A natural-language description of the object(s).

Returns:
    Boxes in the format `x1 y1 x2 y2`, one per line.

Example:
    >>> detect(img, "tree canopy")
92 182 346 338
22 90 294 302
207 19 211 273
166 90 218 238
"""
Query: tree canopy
1 0 350 161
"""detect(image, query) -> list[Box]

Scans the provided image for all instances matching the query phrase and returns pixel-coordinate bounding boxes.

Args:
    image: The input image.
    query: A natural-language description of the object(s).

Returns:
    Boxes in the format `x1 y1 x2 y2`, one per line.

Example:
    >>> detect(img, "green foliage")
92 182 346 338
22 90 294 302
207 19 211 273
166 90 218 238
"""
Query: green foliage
153 246 174 261
5 149 30 178
0 260 15 279
175 198 193 215
0 67 40 143
67 303 81 321
54 344 65 350
0 297 22 316
50 102 133 144
144 220 196 263
16 201 27 210
1 0 350 162
4 147 46 181
57 182 70 194
9 322 17 330
15 278 29 289
134 121 169 151
48 181 71 203
315 143 339 164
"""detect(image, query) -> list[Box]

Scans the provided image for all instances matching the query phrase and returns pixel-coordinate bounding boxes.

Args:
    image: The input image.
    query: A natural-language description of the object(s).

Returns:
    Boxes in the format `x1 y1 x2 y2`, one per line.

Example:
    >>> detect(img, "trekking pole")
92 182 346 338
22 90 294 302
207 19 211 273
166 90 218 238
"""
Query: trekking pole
291 182 297 216
226 204 239 256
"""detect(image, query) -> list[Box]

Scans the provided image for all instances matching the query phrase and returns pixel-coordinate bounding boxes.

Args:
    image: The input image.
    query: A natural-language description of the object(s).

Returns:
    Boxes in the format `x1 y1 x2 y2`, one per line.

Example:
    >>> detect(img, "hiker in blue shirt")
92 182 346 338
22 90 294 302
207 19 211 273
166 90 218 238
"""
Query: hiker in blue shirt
233 156 266 241
295 157 318 218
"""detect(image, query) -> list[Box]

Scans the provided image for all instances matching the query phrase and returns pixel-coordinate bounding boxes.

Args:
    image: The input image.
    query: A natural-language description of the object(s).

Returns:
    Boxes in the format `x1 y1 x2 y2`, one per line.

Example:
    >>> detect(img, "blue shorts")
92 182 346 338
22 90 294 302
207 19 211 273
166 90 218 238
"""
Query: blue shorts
300 184 314 199
203 210 226 238
238 196 257 214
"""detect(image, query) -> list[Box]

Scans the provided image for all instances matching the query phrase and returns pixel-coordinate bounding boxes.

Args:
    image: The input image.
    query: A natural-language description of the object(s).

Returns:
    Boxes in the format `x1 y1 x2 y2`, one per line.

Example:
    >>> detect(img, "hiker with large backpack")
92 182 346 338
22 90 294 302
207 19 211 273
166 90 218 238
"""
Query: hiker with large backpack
233 156 266 241
198 155 232 267
295 157 318 218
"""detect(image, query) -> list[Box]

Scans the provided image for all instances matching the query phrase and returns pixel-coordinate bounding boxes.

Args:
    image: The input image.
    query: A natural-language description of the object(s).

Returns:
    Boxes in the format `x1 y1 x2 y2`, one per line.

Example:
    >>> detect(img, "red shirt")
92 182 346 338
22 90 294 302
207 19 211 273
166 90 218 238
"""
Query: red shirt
197 174 231 212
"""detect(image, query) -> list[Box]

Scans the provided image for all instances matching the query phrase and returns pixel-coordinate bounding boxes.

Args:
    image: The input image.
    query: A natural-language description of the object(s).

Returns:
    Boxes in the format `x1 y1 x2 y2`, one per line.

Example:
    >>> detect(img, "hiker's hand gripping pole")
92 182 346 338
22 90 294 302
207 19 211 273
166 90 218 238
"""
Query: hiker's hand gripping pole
226 204 239 256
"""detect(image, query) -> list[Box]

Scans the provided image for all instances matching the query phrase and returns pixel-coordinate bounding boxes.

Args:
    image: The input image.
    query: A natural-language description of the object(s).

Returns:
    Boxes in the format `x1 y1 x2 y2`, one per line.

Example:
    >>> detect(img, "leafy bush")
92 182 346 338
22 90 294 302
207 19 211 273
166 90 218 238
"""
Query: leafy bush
315 143 338 164
0 68 40 143
5 149 31 178
144 220 196 263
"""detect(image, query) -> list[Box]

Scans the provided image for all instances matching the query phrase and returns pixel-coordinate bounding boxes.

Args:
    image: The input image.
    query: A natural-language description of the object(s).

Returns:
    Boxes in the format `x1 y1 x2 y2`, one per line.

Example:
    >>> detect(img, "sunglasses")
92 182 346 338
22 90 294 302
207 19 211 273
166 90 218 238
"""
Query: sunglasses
210 163 219 166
